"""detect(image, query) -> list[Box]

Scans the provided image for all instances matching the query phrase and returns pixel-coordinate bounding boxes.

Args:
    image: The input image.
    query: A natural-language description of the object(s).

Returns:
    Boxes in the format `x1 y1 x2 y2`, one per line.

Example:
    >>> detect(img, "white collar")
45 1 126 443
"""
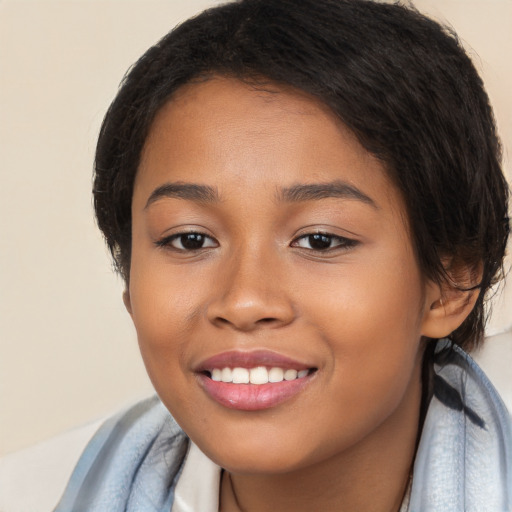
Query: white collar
171 441 222 512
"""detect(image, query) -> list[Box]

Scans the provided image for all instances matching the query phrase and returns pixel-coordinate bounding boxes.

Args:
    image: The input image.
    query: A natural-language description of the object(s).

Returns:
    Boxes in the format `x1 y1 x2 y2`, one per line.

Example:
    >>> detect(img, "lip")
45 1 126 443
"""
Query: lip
195 350 316 411
195 349 312 372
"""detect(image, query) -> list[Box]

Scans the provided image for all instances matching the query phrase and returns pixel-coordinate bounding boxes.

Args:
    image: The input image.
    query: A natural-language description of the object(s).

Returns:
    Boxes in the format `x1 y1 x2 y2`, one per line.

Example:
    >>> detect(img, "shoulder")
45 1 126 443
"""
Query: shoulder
0 418 103 512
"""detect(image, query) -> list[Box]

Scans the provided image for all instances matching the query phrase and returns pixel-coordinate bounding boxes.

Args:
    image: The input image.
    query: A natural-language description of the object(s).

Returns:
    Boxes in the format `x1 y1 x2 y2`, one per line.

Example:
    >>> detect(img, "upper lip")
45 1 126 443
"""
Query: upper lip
195 350 314 372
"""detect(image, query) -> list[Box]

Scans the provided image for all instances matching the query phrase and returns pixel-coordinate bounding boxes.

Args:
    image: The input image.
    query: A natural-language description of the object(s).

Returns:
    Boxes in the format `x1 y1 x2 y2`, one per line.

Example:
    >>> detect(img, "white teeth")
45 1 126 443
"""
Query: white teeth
221 368 233 383
211 366 310 385
232 367 250 384
284 369 298 381
250 366 268 384
268 367 284 383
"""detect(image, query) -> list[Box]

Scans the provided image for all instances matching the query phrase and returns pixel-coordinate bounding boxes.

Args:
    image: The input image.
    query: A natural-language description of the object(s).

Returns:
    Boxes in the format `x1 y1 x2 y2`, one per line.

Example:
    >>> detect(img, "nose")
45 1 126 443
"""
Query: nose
207 250 296 332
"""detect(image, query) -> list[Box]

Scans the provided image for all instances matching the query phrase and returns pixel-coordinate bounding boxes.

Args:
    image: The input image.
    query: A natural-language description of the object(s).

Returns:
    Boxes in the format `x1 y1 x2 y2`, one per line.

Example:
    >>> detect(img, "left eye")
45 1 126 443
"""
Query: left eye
157 232 217 251
292 233 356 251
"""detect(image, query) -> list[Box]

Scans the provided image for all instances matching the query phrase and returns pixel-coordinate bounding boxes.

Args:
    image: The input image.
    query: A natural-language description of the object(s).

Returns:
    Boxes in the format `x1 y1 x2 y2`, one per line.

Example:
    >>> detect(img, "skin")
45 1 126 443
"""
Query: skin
125 77 475 511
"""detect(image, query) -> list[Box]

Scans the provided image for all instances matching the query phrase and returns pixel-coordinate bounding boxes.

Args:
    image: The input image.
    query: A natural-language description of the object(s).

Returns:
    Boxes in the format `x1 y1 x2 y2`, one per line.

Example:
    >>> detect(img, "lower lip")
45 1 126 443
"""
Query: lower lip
198 373 313 411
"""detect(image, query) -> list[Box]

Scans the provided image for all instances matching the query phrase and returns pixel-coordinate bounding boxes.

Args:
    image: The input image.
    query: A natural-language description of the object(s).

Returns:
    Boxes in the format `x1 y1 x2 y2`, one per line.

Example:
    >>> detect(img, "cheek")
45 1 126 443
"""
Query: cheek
299 244 425 399
127 251 200 382
128 270 203 422
129 241 206 334
301 247 424 338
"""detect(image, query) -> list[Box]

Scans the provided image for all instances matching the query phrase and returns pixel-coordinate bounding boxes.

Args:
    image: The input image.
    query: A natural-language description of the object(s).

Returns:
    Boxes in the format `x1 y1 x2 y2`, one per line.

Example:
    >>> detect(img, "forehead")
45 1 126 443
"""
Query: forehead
141 76 355 171
135 76 405 220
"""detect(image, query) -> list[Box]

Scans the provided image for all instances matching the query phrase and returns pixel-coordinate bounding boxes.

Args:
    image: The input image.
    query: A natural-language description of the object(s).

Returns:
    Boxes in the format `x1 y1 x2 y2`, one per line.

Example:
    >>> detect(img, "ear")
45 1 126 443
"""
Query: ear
421 263 481 339
123 288 133 316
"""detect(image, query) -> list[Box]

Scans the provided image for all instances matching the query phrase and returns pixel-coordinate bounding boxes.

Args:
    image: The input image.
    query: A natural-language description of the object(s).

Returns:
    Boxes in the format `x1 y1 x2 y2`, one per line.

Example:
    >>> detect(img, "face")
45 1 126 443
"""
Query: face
127 77 436 474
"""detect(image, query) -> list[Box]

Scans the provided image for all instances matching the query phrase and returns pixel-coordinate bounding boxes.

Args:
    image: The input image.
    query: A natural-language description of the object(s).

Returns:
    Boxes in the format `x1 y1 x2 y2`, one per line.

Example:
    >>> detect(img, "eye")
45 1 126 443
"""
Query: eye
291 233 357 251
156 232 218 251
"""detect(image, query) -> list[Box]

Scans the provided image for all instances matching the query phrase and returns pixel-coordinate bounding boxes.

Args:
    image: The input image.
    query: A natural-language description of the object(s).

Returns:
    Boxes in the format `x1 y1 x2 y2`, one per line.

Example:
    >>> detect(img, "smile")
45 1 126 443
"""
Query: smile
195 350 317 410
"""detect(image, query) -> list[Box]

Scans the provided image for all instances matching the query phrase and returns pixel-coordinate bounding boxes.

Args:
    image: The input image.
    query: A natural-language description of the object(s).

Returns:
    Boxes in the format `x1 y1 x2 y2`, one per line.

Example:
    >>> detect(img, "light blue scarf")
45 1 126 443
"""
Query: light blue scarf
53 397 188 511
409 341 512 511
54 341 512 511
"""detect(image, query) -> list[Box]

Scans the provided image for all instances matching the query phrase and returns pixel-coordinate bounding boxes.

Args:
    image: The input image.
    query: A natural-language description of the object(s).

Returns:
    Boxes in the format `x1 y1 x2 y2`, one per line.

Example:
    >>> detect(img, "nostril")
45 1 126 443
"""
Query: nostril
257 317 278 324
214 316 278 327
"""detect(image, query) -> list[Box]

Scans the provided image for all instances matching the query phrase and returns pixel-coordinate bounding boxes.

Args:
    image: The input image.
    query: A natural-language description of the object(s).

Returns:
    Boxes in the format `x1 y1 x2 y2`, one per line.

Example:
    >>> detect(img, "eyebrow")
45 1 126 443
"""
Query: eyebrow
278 180 378 208
145 182 220 209
144 179 377 209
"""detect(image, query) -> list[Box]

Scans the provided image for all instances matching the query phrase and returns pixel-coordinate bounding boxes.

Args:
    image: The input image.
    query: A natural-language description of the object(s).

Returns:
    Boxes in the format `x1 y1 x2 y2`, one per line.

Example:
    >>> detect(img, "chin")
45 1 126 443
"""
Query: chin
206 443 313 475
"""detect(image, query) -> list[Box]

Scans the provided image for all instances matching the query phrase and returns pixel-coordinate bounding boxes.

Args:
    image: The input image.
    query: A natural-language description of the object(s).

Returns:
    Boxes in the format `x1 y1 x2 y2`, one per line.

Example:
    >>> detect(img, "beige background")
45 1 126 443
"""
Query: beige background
1 0 511 456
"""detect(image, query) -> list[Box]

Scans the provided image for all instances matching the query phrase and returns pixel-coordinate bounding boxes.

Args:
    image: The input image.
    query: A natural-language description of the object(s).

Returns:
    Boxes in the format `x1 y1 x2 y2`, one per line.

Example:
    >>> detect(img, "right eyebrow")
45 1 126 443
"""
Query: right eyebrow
277 180 379 209
144 182 220 209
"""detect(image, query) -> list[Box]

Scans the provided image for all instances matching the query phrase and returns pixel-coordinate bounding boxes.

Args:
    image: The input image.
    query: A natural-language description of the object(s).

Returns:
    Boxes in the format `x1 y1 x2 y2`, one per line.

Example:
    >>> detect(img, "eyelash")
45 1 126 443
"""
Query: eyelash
291 232 358 252
155 231 358 254
155 232 218 251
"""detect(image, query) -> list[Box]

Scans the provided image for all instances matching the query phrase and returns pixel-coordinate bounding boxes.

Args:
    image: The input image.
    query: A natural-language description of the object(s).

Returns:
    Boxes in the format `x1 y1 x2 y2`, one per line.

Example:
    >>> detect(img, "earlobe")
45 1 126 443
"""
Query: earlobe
123 289 133 316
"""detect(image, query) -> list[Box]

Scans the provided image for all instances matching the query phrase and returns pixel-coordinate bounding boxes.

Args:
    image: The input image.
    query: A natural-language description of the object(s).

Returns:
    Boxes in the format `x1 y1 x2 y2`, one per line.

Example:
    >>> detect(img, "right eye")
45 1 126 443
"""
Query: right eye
155 232 218 251
291 232 358 252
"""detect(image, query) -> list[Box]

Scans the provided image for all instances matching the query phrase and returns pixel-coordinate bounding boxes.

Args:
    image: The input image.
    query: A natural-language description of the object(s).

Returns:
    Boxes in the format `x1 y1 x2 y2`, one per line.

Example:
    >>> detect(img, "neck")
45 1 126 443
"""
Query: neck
220 363 423 512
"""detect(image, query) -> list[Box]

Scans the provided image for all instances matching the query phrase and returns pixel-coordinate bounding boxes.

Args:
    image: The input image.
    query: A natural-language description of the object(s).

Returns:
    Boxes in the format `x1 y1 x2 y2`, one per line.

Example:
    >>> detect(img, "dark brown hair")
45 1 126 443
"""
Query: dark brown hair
93 0 509 352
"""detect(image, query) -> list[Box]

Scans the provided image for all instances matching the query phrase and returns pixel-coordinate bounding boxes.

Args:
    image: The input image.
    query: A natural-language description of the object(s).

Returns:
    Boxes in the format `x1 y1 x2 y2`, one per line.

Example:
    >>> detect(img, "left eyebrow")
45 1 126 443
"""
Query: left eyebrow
144 182 220 209
277 180 378 209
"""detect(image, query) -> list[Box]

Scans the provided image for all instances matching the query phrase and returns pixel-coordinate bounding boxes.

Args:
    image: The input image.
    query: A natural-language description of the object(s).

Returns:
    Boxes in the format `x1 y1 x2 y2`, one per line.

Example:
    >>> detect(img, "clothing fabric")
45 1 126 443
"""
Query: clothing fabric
171 442 220 512
51 340 511 512
410 340 512 511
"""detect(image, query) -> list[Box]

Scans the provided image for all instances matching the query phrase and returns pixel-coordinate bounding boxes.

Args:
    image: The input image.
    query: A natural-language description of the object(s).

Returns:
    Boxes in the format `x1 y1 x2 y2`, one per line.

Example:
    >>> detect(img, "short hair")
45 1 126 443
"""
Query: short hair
93 0 509 352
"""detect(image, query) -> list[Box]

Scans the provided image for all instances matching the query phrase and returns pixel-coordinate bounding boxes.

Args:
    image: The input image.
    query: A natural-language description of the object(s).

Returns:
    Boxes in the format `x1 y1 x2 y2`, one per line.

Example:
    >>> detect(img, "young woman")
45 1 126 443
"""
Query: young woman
7 0 512 510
